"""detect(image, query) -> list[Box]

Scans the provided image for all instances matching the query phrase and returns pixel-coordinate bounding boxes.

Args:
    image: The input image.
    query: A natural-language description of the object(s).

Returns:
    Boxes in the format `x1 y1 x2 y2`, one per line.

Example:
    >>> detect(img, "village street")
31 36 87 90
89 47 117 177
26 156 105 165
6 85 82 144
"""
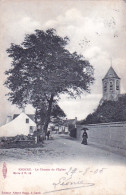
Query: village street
0 133 126 165
1 133 126 195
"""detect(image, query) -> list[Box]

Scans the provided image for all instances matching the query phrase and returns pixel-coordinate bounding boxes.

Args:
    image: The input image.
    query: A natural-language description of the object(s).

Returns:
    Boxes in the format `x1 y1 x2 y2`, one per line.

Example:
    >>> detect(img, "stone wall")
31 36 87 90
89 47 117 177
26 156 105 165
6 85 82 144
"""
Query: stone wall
77 122 126 150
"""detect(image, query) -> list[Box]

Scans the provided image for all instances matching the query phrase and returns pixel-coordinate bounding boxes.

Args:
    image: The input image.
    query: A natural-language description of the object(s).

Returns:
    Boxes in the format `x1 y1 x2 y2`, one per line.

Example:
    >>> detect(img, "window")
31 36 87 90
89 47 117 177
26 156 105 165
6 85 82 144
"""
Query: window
116 80 119 90
26 118 29 123
29 126 33 134
110 81 113 91
37 125 41 130
104 82 107 92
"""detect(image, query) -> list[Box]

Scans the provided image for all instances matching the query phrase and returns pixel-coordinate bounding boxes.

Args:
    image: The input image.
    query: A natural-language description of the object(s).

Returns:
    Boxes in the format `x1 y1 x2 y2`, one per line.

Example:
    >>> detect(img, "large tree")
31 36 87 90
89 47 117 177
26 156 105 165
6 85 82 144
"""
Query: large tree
5 28 94 134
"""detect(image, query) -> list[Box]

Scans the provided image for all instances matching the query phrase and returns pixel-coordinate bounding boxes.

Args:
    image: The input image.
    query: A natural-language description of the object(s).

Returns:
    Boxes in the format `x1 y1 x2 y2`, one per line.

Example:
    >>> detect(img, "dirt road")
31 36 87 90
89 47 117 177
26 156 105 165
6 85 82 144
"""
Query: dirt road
0 134 126 165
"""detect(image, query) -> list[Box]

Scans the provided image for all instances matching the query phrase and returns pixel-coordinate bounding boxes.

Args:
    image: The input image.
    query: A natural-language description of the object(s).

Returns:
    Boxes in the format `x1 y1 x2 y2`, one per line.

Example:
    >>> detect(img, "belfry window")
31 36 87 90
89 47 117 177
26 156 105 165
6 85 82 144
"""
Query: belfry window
116 80 119 90
110 81 113 91
104 82 107 92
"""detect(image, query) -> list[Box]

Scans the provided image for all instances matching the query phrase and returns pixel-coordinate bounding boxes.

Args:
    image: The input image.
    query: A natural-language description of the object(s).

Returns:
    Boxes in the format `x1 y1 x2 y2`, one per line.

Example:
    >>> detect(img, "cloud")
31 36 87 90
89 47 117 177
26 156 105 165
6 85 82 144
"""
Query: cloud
3 16 41 46
43 6 126 71
84 47 103 59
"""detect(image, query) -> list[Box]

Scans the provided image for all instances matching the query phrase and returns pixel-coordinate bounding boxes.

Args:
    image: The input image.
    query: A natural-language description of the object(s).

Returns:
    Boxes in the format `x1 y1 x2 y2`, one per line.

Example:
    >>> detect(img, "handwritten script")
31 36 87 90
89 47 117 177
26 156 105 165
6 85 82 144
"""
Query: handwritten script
43 167 107 194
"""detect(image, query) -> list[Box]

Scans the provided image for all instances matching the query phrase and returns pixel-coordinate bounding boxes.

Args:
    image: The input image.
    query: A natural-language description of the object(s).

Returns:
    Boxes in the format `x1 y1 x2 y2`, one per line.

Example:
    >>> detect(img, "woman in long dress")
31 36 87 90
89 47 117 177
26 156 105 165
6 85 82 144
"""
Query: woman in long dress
81 130 88 145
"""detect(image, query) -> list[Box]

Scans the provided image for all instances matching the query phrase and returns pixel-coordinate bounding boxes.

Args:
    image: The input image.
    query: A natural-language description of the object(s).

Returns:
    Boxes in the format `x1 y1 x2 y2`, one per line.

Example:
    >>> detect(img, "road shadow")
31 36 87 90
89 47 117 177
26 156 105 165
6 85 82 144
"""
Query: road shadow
58 135 76 141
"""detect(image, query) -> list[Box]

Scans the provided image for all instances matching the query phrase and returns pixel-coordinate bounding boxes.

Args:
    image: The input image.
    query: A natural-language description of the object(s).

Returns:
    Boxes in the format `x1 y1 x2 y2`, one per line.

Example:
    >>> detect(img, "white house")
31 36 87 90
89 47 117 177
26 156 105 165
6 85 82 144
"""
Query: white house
0 112 36 137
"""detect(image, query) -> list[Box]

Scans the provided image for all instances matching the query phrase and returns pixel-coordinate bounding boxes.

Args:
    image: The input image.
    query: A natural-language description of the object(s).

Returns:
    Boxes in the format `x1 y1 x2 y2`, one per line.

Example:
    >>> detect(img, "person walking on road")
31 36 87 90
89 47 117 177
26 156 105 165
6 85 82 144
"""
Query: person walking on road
46 130 50 140
81 128 88 145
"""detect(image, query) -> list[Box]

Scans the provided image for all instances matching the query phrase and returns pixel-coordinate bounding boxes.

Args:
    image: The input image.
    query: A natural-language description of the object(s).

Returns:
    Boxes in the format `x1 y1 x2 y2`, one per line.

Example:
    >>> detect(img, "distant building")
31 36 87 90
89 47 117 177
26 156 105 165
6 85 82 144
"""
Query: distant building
100 66 121 104
52 117 77 134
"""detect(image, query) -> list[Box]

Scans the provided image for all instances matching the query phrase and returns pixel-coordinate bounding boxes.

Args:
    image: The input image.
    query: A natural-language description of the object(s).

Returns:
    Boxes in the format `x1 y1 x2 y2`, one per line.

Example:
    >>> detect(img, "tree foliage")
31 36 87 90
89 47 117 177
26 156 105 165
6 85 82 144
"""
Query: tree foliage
80 95 126 124
35 103 66 126
5 28 94 133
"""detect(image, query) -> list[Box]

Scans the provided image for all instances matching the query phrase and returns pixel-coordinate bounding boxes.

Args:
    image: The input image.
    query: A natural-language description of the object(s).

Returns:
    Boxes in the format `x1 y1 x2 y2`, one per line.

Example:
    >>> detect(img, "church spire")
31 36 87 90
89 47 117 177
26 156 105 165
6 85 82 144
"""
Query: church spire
103 66 120 80
102 66 121 102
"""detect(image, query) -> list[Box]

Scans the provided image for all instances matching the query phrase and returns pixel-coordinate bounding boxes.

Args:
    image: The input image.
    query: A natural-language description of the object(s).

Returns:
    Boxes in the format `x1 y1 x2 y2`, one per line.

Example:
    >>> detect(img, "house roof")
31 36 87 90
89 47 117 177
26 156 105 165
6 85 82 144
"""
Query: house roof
103 67 120 80
52 118 77 126
62 119 77 126
13 114 35 121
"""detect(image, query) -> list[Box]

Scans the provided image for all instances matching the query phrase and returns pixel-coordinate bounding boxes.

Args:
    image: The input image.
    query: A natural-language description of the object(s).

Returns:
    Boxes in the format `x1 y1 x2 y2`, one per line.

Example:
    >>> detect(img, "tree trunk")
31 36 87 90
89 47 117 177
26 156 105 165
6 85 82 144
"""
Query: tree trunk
43 94 54 135
35 108 38 124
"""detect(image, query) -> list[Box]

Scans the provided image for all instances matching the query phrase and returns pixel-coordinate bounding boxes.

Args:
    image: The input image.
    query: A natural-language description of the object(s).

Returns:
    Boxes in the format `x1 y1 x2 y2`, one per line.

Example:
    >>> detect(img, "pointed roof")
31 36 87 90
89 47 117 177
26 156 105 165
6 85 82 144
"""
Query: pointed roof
103 67 120 80
13 114 35 121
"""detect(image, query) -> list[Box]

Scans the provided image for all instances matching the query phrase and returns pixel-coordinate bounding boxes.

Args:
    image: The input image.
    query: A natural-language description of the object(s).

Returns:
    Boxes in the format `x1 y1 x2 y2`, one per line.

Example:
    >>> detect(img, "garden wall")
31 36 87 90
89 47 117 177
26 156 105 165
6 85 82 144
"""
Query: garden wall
77 122 126 150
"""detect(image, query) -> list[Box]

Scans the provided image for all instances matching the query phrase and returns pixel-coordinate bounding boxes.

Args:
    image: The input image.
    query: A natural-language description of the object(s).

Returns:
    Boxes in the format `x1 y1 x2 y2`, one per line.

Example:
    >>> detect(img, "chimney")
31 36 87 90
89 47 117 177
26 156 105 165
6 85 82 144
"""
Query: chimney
21 107 25 113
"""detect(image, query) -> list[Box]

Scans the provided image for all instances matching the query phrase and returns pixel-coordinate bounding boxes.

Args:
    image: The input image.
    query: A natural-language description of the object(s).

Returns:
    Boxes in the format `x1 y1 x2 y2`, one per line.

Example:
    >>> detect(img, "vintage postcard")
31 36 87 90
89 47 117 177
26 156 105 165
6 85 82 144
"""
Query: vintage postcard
0 0 126 194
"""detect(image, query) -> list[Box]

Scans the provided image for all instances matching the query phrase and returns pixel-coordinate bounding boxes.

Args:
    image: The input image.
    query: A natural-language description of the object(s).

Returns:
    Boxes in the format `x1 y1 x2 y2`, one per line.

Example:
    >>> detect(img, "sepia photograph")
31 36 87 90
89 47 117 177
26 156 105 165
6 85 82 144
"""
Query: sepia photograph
0 0 126 194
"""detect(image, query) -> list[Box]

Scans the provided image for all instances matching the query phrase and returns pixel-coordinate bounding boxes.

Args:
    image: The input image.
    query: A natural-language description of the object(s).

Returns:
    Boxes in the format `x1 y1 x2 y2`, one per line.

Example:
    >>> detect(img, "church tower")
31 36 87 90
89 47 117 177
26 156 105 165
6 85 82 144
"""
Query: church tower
102 67 120 101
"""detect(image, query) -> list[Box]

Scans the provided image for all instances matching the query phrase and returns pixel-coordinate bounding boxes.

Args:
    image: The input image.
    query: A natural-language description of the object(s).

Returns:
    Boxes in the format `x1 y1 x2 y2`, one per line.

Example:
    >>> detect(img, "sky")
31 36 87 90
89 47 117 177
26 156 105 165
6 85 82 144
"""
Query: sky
0 0 126 125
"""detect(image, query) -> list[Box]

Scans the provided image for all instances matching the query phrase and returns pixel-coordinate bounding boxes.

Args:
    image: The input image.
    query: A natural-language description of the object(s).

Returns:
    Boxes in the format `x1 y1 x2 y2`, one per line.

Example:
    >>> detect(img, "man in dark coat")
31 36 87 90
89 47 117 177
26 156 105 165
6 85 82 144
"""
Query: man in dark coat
81 129 88 145
46 130 50 140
